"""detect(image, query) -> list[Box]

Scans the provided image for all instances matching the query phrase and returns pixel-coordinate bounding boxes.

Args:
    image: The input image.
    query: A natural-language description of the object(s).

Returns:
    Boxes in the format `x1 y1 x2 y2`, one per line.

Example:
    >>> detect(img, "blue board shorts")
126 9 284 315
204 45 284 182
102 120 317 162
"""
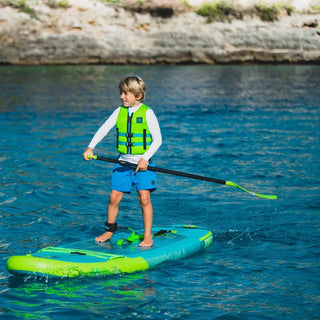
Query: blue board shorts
111 163 157 193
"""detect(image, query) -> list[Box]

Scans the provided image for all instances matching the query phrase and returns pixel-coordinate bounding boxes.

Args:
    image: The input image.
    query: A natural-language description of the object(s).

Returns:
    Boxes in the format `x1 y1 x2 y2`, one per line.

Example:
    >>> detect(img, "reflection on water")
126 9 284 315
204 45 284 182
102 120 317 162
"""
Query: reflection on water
6 272 158 319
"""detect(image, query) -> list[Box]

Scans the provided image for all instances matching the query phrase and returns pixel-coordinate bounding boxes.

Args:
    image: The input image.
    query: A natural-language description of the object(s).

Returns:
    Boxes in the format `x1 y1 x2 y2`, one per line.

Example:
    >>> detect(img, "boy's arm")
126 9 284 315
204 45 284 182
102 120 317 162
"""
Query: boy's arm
82 107 120 160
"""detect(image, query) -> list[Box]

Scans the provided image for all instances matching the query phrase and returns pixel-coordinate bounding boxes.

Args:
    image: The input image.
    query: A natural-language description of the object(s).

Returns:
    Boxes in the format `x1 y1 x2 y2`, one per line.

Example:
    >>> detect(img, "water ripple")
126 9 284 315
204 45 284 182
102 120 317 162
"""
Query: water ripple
0 65 319 320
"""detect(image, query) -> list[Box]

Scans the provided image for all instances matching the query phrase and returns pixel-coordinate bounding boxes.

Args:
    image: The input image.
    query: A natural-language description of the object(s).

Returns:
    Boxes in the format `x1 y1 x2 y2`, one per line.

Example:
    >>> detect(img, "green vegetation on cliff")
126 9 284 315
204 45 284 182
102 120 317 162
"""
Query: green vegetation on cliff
0 0 318 21
196 0 295 22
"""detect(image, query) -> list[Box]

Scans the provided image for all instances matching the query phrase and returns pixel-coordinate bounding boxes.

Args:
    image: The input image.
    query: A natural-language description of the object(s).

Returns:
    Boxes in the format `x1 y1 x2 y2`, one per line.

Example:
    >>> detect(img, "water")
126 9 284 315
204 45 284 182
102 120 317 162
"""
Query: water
0 65 319 319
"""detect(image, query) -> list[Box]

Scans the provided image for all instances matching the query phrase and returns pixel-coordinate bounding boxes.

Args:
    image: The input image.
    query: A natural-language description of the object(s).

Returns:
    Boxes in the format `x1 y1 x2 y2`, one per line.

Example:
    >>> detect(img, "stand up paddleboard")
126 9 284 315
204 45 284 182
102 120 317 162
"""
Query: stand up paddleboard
7 225 212 278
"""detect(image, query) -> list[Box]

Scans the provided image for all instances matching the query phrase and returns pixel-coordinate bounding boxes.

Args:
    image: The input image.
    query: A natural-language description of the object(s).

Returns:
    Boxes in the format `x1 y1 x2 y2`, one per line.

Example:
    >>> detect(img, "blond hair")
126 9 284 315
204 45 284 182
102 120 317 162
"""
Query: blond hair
118 76 146 102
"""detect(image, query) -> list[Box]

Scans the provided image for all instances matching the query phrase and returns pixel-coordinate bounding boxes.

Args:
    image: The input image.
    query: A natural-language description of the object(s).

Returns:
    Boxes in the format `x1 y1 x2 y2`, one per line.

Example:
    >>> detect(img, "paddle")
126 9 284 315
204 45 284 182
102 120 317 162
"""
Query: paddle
89 155 277 200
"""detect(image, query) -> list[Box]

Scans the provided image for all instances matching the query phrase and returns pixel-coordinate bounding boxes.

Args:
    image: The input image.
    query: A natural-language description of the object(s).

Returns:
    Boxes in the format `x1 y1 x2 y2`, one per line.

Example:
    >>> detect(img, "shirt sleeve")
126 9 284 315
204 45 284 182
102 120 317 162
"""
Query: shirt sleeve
88 107 120 150
142 109 162 161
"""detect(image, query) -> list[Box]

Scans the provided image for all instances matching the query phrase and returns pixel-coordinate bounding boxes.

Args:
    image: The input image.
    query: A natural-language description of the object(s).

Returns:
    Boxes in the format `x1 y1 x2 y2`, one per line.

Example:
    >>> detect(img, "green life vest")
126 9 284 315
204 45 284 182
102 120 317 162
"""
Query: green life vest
116 104 152 154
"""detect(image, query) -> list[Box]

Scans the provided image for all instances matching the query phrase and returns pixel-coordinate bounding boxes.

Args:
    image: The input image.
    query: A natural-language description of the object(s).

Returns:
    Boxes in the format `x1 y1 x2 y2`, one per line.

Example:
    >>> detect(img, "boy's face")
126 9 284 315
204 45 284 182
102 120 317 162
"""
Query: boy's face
120 90 142 108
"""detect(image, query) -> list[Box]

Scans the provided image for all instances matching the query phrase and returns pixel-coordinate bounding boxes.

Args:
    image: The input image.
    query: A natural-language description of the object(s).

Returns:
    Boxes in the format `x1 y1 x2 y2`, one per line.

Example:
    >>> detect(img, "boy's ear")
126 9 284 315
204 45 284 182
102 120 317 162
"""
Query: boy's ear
136 93 143 101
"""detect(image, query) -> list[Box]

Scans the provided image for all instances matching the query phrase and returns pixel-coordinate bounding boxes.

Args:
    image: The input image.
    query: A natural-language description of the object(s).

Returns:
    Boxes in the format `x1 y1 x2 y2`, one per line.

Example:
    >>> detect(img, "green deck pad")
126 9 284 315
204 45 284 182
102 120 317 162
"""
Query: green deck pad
117 228 178 246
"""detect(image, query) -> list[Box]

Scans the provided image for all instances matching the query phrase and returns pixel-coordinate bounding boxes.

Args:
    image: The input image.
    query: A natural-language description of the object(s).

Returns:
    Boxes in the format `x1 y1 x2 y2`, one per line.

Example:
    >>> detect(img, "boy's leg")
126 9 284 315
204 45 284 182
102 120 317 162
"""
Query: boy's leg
95 190 123 242
138 189 153 247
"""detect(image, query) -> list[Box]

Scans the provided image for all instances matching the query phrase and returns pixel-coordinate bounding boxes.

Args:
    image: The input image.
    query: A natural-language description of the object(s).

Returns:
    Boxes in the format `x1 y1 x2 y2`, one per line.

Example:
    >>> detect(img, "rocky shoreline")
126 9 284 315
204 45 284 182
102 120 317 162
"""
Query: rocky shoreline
0 1 320 65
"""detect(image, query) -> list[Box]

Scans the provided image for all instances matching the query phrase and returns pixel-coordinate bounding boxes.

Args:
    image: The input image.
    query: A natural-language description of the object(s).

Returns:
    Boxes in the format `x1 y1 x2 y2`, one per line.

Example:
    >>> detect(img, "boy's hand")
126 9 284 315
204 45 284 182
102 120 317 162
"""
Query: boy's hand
83 147 93 161
135 158 148 174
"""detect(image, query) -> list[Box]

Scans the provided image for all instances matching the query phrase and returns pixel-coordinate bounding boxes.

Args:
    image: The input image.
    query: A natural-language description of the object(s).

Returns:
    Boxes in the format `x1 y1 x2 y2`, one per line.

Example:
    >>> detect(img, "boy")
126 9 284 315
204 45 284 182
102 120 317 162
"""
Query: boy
83 76 162 247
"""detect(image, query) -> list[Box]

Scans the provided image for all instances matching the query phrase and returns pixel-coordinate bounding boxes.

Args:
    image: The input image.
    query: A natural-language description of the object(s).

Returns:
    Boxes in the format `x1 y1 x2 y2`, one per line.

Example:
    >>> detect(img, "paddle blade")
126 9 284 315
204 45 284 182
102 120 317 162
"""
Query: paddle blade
225 181 277 200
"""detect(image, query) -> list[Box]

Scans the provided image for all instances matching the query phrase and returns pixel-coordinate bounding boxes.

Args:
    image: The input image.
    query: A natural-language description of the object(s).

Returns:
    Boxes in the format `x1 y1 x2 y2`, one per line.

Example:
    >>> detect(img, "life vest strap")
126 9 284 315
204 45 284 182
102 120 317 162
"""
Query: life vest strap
118 132 151 138
118 141 151 147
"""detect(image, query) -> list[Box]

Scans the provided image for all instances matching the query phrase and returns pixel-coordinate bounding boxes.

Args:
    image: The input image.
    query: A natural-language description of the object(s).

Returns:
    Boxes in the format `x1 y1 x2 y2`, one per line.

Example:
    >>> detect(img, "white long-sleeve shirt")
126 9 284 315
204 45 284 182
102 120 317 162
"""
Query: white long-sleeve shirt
88 104 162 164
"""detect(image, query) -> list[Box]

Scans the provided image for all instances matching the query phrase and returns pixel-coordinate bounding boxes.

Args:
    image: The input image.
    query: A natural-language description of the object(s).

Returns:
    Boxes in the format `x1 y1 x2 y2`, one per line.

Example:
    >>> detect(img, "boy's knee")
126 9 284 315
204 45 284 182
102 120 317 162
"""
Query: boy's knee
109 191 122 206
138 194 151 207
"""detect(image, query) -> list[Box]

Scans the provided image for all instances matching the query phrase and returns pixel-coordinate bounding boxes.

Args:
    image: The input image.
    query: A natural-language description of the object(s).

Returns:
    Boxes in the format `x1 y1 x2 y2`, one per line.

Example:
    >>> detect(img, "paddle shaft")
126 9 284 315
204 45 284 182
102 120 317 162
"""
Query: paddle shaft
90 155 277 200
93 155 226 185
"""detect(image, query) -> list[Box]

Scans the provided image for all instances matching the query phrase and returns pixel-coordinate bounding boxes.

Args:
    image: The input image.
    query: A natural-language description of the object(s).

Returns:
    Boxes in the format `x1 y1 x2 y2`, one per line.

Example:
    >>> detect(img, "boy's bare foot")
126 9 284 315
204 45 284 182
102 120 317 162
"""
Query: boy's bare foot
95 231 113 243
139 234 153 247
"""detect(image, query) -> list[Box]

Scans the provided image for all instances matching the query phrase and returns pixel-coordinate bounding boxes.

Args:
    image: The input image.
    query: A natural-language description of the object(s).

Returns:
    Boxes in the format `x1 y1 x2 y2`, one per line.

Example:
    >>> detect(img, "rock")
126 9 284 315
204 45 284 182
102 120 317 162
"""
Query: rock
302 19 318 28
0 1 319 64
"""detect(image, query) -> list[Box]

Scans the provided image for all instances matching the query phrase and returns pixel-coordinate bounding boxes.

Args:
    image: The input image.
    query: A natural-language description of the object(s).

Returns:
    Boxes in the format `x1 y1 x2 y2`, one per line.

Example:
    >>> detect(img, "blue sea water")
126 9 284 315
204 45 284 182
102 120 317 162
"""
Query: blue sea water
0 65 319 320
